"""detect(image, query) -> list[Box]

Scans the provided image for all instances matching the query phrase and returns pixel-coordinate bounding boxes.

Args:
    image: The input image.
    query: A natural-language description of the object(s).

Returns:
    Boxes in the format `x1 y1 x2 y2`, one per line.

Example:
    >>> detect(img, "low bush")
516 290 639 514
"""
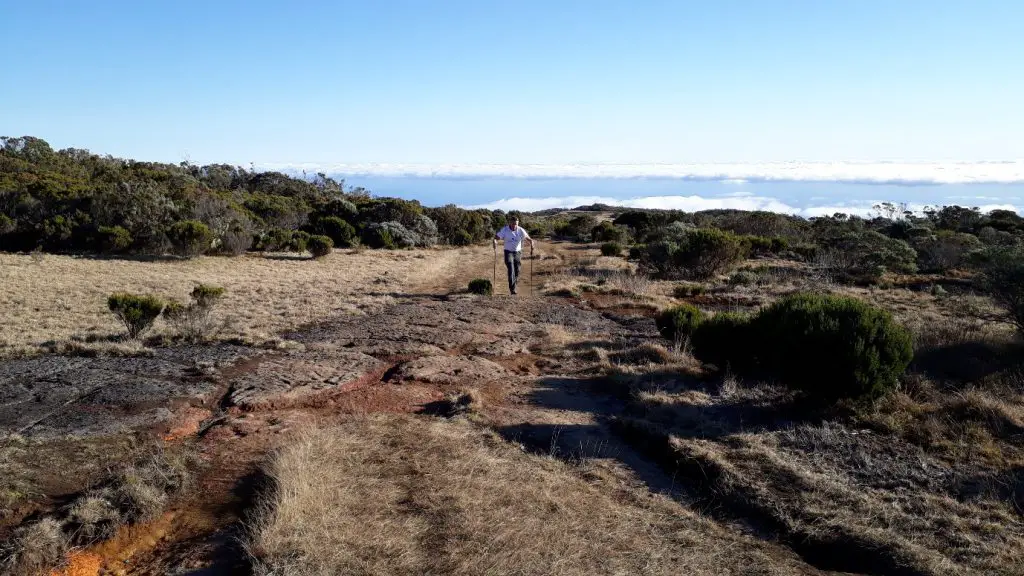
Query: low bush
167 220 213 257
980 248 1024 335
592 221 630 244
754 294 912 402
600 242 623 257
108 293 165 339
363 221 417 248
289 230 311 253
685 293 913 403
307 235 334 258
691 312 754 372
96 225 132 252
163 284 225 341
673 283 706 298
315 216 357 248
640 227 748 280
256 228 293 252
468 278 493 295
728 269 758 286
627 244 644 260
655 304 704 349
453 230 474 246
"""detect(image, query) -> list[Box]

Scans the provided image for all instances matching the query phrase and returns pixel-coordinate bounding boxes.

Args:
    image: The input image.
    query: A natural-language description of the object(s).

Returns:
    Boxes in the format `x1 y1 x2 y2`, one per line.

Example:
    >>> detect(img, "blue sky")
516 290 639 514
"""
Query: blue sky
2 0 1023 166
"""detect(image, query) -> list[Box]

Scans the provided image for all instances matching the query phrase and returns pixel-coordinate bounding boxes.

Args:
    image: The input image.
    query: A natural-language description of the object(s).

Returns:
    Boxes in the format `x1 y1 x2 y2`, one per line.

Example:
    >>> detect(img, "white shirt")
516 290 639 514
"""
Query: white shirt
497 225 531 252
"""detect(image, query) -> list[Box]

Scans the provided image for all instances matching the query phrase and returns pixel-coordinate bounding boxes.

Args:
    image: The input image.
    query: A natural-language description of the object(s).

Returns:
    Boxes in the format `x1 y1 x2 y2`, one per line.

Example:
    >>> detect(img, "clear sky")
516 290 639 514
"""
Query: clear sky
2 0 1022 165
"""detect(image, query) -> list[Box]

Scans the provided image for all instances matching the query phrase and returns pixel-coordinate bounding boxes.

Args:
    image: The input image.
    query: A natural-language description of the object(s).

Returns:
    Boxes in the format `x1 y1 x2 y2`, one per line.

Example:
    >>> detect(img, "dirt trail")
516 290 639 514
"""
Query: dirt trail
8 243 835 575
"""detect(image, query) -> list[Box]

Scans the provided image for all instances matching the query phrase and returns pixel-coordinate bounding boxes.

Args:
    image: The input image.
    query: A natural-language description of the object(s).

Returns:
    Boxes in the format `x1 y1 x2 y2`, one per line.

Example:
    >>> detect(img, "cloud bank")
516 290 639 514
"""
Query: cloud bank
263 161 1024 186
465 194 1022 217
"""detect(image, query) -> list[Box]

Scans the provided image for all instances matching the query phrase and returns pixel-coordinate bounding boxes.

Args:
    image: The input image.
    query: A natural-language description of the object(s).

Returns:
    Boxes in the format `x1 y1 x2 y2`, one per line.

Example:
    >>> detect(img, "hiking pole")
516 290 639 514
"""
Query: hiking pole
492 240 497 296
530 247 534 297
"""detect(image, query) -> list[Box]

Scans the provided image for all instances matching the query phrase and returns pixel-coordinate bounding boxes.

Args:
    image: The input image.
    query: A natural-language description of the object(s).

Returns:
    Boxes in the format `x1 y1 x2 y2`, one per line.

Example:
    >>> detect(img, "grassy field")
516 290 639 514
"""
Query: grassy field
246 414 816 576
0 247 482 357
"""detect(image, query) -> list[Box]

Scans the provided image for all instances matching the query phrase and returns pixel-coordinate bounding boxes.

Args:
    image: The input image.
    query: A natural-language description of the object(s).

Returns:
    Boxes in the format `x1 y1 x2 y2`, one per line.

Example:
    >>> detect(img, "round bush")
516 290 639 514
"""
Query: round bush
468 278 493 295
107 293 165 339
753 293 913 402
600 242 623 257
167 220 213 257
655 304 704 345
307 235 334 258
316 216 357 248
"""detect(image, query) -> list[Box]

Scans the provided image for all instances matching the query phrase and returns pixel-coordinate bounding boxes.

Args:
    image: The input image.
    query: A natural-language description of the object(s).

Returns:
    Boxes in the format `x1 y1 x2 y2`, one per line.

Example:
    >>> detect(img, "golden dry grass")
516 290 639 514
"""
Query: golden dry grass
246 414 816 576
0 248 467 357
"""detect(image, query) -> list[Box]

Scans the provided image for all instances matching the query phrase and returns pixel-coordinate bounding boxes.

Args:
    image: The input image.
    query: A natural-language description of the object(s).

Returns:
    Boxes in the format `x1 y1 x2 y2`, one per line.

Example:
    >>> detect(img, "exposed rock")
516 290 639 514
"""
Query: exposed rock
229 350 384 410
389 355 509 385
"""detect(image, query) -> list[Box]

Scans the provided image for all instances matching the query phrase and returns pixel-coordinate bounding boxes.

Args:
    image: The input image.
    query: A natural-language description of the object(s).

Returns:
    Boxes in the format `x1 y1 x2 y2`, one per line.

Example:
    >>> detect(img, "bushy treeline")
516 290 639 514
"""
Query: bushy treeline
610 203 1024 282
0 136 504 256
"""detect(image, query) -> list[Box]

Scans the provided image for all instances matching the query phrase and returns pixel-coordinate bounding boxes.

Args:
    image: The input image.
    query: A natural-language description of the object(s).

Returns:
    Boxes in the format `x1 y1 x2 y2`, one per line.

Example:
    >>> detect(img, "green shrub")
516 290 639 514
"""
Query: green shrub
108 293 165 339
468 278 493 295
453 230 475 246
600 242 623 257
592 221 630 243
753 294 913 402
655 304 704 347
167 220 213 257
641 227 748 280
728 270 758 285
307 235 334 258
289 230 311 253
315 216 357 248
96 226 133 252
257 228 293 252
628 245 644 260
691 312 754 372
672 283 706 298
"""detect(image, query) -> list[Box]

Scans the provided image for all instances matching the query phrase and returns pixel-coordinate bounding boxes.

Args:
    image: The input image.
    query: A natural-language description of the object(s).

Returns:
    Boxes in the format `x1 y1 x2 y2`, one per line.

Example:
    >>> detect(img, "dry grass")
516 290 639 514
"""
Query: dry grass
0 442 197 575
0 249 462 357
246 414 815 576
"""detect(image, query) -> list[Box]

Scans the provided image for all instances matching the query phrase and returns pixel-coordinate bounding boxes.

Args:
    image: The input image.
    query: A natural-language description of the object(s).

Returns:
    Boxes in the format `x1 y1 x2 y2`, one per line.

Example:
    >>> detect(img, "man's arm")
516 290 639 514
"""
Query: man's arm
522 228 536 251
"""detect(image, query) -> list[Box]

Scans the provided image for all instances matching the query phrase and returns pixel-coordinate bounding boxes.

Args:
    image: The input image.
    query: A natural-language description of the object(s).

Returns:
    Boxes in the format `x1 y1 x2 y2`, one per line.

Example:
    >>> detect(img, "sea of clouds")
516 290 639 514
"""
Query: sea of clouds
269 161 1024 185
266 161 1024 216
463 193 1020 217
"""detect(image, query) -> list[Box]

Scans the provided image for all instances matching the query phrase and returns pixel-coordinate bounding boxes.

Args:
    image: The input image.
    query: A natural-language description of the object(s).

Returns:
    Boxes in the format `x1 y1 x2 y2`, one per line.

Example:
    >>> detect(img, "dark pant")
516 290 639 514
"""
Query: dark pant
504 250 522 293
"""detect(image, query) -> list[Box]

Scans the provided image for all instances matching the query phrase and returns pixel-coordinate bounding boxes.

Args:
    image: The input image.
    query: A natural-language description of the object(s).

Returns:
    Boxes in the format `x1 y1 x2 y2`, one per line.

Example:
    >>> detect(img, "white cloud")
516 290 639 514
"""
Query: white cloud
465 195 1022 217
263 161 1024 185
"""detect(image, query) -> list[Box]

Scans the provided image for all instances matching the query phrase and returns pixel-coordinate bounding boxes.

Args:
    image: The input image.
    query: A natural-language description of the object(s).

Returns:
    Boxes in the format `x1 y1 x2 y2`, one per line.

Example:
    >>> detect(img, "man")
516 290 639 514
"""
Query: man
494 216 535 295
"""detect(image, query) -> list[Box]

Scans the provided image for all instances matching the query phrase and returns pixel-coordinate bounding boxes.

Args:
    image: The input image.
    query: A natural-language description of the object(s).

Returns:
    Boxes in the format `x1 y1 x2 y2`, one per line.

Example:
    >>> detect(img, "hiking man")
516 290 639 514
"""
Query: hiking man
494 216 535 295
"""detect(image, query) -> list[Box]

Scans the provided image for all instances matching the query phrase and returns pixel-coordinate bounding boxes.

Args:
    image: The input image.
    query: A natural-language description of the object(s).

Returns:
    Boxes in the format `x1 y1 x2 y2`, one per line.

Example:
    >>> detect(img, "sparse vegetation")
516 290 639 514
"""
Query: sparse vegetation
600 241 623 257
163 284 225 341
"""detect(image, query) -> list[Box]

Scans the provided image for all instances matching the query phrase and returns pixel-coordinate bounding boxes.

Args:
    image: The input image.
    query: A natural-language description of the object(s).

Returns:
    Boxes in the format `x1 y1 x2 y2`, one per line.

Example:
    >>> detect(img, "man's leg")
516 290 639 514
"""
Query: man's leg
512 250 522 294
504 250 516 293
